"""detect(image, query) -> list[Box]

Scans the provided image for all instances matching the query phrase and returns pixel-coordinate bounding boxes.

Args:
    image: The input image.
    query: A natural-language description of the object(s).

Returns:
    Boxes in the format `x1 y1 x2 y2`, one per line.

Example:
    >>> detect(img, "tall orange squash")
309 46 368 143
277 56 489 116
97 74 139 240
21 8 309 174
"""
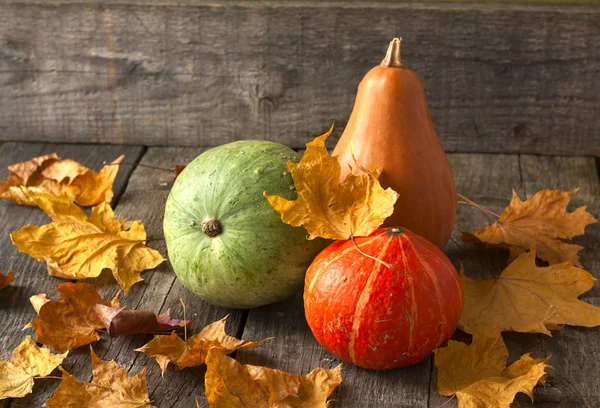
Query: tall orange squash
333 38 456 249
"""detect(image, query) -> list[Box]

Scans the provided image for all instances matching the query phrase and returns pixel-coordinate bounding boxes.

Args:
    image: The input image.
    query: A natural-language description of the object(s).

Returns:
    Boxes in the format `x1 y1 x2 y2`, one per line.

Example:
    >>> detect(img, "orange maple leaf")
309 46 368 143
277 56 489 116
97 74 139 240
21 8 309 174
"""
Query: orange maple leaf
205 348 342 407
462 189 597 266
44 348 155 407
135 315 268 374
0 270 15 290
0 153 123 207
25 283 120 352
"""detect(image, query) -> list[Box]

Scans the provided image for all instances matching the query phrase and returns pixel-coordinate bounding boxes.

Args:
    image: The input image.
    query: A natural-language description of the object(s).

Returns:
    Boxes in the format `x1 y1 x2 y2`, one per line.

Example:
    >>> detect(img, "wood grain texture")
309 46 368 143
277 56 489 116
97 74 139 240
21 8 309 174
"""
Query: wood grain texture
0 142 144 407
518 155 600 407
1 2 599 154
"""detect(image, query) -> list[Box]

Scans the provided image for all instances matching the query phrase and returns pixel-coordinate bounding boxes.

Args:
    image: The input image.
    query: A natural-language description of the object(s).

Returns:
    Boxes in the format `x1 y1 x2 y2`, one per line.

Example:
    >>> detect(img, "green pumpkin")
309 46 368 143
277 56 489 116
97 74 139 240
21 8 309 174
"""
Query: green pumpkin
164 140 327 309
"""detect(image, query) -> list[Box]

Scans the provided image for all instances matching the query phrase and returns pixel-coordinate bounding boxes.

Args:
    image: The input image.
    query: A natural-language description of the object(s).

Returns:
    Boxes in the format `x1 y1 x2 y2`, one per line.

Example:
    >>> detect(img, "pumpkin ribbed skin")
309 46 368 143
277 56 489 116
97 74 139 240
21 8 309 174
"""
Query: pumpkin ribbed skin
304 227 463 370
332 39 456 249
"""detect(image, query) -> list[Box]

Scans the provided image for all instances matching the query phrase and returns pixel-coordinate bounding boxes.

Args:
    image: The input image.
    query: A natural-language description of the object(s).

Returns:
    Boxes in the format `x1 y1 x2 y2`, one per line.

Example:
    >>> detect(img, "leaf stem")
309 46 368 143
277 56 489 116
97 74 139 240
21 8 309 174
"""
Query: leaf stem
350 234 393 269
180 298 188 342
457 193 500 219
103 162 175 172
436 394 456 408
33 376 62 380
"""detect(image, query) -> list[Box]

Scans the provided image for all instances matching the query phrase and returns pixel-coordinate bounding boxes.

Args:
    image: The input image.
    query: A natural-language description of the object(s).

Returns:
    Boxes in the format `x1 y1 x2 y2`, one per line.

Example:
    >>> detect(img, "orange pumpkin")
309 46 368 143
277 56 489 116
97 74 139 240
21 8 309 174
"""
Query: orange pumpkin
333 38 456 249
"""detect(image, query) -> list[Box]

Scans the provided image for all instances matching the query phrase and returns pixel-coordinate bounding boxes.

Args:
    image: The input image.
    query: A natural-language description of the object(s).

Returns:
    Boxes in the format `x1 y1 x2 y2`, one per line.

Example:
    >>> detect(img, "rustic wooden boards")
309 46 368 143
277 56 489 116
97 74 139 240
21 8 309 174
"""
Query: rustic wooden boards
1 1 599 155
1 144 599 407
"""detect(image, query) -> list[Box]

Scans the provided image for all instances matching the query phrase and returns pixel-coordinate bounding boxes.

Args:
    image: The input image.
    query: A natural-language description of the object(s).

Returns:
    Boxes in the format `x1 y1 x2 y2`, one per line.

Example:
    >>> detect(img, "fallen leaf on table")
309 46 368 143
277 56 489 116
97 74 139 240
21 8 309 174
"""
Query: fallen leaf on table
459 246 600 335
0 153 123 207
265 125 398 240
0 270 15 290
205 348 342 408
434 331 550 408
0 336 67 399
93 304 192 336
10 190 164 293
135 315 268 374
0 337 66 399
462 189 597 266
26 282 120 352
174 164 186 180
44 348 155 408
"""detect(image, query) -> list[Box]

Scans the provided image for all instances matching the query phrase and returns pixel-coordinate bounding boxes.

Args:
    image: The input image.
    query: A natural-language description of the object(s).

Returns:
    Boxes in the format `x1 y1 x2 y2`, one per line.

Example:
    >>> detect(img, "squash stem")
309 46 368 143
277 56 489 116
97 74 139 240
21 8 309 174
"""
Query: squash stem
351 234 393 269
381 38 404 68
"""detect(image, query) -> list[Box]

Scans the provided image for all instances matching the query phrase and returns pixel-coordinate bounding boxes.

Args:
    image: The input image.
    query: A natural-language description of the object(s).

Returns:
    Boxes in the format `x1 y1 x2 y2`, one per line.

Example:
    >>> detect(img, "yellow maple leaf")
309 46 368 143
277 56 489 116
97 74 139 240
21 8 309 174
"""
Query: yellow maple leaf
434 331 550 408
44 348 155 408
205 348 342 408
10 190 164 293
462 189 597 266
26 282 120 352
459 246 600 335
135 315 268 374
0 336 67 399
0 270 15 290
265 126 398 240
0 153 123 207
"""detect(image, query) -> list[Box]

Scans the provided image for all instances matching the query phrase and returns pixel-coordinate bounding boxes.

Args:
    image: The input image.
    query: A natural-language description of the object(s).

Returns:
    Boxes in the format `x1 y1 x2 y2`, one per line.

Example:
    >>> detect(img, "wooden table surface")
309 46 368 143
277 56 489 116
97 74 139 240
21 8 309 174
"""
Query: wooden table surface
0 141 598 407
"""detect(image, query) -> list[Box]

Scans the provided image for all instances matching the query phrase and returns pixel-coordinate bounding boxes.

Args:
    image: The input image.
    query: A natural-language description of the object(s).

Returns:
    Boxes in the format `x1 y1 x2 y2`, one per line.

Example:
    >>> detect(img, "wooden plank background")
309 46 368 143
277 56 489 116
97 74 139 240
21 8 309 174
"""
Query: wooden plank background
1 1 599 154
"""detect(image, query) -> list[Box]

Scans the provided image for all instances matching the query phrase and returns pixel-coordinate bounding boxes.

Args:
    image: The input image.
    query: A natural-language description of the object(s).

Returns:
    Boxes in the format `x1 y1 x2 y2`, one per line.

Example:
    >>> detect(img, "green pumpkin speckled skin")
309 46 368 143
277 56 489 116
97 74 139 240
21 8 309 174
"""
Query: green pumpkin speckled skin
164 140 327 309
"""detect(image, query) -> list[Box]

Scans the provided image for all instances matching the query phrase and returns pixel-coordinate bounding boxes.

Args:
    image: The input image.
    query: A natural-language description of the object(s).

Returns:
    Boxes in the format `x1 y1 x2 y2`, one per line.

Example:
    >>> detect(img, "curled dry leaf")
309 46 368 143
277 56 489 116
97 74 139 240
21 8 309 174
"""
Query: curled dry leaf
265 125 398 240
205 348 342 408
0 270 15 290
26 282 120 352
0 153 123 207
135 315 268 374
93 304 192 336
0 336 67 400
459 246 600 335
434 331 550 408
44 348 155 408
10 190 164 293
462 189 597 266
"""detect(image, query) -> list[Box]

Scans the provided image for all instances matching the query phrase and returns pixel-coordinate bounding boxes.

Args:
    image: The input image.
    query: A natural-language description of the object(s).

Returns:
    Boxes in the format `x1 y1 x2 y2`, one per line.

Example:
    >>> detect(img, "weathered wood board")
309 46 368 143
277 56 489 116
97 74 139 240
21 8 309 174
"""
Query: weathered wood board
1 144 599 407
1 1 599 154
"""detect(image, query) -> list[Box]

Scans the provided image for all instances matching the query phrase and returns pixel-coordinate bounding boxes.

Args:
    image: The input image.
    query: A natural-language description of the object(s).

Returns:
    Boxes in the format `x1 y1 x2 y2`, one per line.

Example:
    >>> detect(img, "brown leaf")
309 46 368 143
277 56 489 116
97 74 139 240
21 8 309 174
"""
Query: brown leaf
459 246 600 335
135 315 268 374
205 348 342 408
462 189 597 266
11 190 164 293
93 304 192 336
26 282 120 352
0 153 123 207
0 336 67 399
44 348 155 407
0 270 15 290
434 331 550 408
174 164 186 180
265 125 398 240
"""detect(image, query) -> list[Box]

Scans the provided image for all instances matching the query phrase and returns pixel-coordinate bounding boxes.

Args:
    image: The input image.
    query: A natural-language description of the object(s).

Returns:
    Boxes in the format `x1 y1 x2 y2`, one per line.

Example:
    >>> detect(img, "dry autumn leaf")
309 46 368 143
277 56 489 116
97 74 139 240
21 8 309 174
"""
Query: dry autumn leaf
10 190 164 293
462 189 597 266
205 348 342 408
93 304 192 336
0 336 67 400
135 315 268 374
459 246 600 335
44 348 155 408
26 282 120 352
264 125 398 240
0 153 123 207
174 164 186 180
0 270 15 290
434 331 550 408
